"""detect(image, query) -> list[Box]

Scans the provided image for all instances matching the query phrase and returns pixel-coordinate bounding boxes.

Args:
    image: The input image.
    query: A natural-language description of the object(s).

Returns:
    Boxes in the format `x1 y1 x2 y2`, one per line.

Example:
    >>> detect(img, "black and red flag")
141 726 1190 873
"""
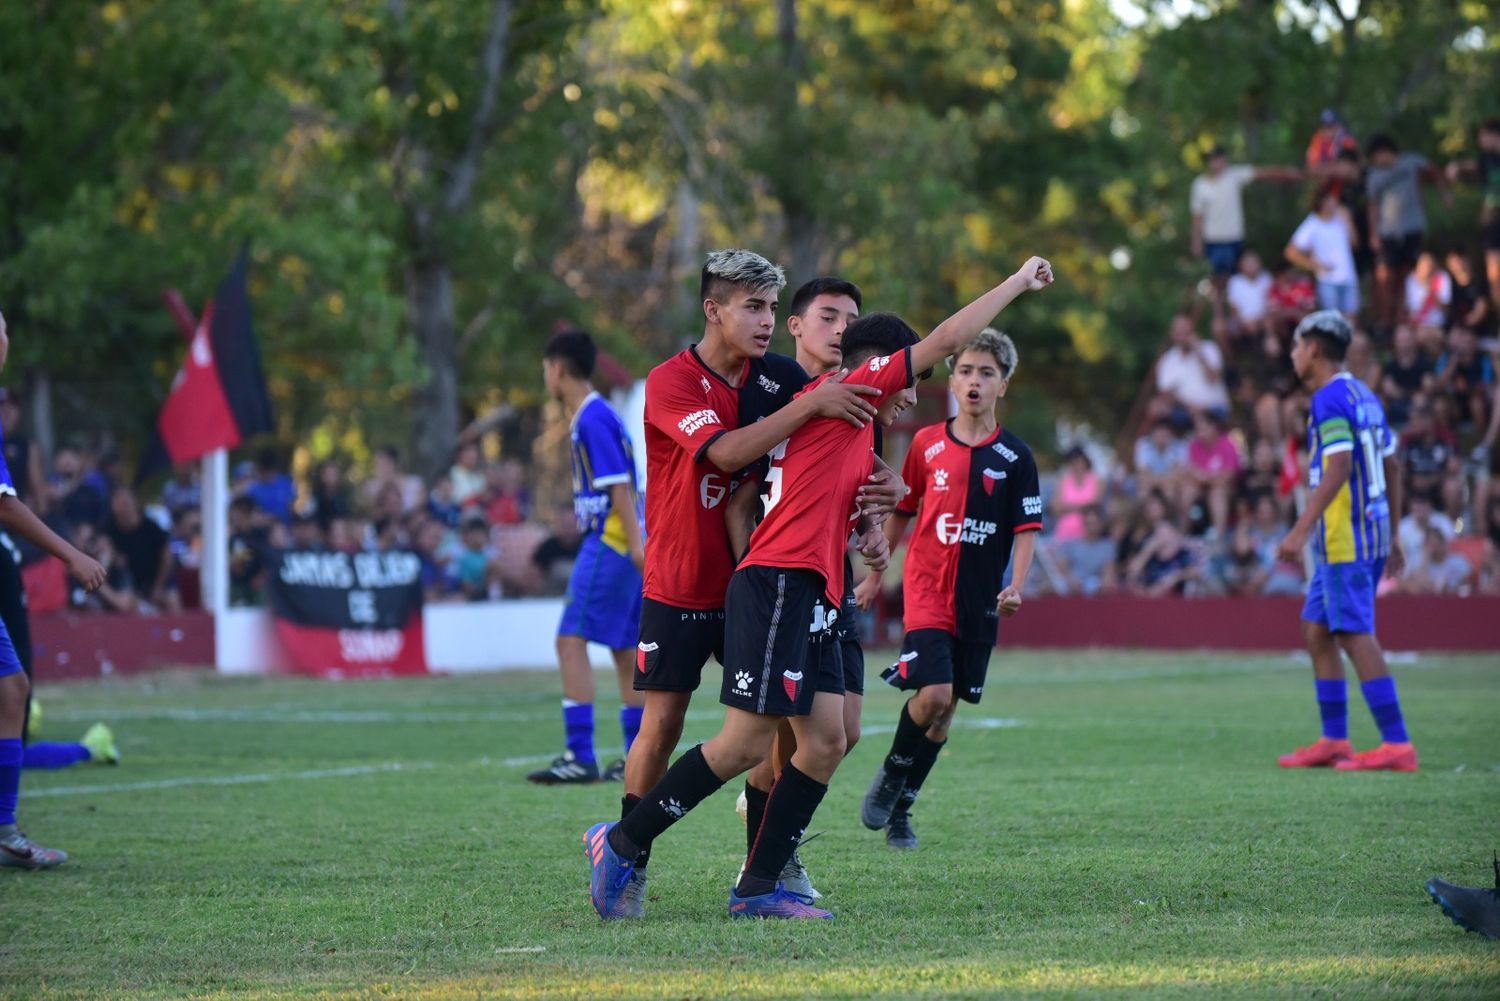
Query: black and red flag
156 246 274 463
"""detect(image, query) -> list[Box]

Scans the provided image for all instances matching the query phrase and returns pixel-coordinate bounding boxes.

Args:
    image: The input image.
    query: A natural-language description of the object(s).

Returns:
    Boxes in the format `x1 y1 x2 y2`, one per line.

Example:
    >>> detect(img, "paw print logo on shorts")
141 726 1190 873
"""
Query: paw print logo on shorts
733 671 754 695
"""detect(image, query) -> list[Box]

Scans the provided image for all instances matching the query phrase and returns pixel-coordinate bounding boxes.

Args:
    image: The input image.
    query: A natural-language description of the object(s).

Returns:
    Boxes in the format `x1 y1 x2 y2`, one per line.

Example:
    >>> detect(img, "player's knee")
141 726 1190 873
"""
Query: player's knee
911 685 951 723
842 720 860 755
0 670 28 717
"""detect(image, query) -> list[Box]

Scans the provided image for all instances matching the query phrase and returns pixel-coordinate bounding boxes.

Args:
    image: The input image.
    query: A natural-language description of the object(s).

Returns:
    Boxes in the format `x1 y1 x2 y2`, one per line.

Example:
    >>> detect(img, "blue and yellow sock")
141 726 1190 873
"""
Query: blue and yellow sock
23 742 90 770
1314 678 1348 740
619 704 643 754
562 700 596 765
1359 676 1409 744
0 737 21 826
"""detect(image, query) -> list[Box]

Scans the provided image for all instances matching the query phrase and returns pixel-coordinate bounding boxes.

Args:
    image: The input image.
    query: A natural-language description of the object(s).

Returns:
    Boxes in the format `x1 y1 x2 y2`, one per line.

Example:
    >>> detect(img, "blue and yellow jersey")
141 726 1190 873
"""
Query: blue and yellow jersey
571 392 642 555
1307 373 1394 565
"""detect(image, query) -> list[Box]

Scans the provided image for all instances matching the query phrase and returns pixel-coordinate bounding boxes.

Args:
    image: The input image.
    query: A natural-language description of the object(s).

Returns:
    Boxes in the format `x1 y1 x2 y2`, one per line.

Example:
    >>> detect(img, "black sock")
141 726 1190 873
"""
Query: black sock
738 762 827 897
895 736 945 814
607 745 724 862
743 781 770 858
883 700 926 778
620 793 649 869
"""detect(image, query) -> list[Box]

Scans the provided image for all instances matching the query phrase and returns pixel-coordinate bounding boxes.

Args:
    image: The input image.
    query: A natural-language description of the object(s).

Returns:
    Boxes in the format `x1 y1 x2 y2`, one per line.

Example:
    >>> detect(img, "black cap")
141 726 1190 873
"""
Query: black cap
1207 144 1228 159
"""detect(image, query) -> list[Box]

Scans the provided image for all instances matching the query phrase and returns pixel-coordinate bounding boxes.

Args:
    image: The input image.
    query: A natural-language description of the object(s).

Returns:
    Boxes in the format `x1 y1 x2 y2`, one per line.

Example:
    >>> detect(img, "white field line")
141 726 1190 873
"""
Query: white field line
27 761 439 798
31 715 1025 798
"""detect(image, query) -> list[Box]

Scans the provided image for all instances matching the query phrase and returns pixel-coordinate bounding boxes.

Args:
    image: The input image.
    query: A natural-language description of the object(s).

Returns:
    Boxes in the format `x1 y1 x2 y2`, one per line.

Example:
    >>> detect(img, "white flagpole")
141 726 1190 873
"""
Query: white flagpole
200 448 229 616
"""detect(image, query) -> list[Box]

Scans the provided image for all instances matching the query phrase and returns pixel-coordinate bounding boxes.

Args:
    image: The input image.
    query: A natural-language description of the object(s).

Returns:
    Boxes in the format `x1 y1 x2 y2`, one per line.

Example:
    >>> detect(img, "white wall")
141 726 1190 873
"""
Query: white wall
214 600 617 674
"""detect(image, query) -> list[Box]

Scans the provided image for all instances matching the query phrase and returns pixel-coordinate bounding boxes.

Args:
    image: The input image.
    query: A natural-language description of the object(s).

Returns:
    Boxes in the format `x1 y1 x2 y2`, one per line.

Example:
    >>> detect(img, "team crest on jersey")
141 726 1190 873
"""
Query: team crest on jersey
992 441 1018 463
932 468 950 492
982 468 1006 495
782 670 803 702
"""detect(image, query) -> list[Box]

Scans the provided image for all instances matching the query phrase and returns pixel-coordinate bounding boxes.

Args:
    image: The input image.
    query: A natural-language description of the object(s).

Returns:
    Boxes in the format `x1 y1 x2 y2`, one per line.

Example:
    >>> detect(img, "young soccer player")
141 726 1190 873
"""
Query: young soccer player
856 328 1044 849
615 250 896 916
0 308 107 868
586 256 1054 920
527 329 647 785
1274 310 1417 772
730 276 892 900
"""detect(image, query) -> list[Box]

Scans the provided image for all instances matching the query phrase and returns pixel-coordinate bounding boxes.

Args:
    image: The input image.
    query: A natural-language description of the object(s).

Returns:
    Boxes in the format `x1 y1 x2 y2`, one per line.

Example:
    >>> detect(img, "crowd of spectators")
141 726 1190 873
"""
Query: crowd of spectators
1024 110 1500 599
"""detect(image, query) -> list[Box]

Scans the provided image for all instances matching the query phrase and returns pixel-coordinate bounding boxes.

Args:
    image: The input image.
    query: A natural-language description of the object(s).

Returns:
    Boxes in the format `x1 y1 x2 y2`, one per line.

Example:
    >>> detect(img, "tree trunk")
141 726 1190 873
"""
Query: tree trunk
409 256 459 481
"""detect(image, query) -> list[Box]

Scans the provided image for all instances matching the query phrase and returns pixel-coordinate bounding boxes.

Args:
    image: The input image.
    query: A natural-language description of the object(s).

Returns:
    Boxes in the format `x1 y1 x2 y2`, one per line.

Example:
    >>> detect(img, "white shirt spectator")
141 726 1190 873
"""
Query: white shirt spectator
1189 166 1255 242
1404 269 1451 329
1156 340 1229 412
1415 552 1472 594
1226 271 1273 323
1290 212 1357 286
1398 510 1454 573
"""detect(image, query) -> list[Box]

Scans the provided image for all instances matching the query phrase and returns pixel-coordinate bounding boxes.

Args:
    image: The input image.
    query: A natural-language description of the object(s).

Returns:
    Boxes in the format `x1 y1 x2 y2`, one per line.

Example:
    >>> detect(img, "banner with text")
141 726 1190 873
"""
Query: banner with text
266 549 427 677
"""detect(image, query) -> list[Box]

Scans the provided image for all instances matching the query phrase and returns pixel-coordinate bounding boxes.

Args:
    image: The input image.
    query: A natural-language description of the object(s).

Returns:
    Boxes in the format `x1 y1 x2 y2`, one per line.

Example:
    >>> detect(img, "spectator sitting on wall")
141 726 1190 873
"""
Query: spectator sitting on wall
1125 516 1201 597
1132 419 1188 500
451 513 497 601
1435 325 1494 436
1397 494 1454 579
1225 250 1274 342
1402 526 1472 595
360 445 423 516
449 443 486 507
1445 248 1492 338
1236 437 1284 513
1248 493 1304 596
426 472 461 528
228 496 269 606
289 510 323 550
1050 446 1102 543
242 448 295 525
1381 325 1434 429
67 526 136 614
1234 327 1299 441
47 447 107 531
105 486 178 613
1405 250 1452 341
1183 411 1242 538
308 459 350 532
483 458 531 527
1117 490 1173 572
159 463 201 515
1153 313 1230 420
1053 505 1118 596
412 517 456 603
1398 404 1454 507
326 516 361 555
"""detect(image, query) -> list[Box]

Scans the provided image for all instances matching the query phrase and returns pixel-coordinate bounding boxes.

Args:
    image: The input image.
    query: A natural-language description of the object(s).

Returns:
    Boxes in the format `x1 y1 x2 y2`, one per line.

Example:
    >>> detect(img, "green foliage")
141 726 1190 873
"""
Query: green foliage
9 652 1500 998
1 1 1496 457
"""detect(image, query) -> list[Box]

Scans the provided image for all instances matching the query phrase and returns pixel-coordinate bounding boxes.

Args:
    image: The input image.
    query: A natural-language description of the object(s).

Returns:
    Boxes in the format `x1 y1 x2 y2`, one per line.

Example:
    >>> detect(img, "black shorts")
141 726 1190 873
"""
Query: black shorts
880 628 994 704
1377 231 1423 271
835 578 864 695
720 565 841 717
634 598 725 693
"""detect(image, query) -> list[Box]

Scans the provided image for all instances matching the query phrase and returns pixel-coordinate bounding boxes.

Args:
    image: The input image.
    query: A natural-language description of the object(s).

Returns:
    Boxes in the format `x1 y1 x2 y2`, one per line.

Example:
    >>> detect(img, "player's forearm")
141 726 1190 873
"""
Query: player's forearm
608 482 644 553
703 396 812 472
1009 532 1036 592
918 272 1031 370
723 479 760 563
0 496 80 564
1284 246 1317 274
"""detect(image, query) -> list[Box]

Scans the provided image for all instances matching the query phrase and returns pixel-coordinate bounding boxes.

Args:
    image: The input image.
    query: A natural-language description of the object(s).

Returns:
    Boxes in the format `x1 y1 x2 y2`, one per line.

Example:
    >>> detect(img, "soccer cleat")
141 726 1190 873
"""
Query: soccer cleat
616 869 649 919
599 758 626 782
81 723 120 765
1334 742 1418 772
886 811 919 850
1425 856 1500 940
528 751 599 785
1276 737 1353 769
583 822 637 919
779 847 822 901
0 827 68 869
861 762 908 830
728 881 834 919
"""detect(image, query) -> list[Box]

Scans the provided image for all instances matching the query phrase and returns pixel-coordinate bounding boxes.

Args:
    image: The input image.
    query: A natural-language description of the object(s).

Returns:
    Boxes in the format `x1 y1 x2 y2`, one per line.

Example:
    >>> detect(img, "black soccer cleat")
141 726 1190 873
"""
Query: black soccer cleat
1425 854 1500 941
861 763 907 830
885 810 918 850
600 758 626 782
526 751 600 785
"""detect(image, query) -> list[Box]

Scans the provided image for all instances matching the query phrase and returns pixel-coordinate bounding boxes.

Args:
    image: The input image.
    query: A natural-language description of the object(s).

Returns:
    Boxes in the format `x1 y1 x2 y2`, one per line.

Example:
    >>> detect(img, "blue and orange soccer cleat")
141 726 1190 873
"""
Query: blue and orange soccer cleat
1334 742 1418 772
583 822 637 919
729 881 834 919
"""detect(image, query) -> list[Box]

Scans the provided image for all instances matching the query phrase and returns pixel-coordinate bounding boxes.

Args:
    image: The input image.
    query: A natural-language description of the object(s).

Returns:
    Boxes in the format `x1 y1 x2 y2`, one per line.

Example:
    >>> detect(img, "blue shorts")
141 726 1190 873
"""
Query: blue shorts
558 534 643 651
0 618 20 679
1301 558 1384 635
1315 280 1360 315
1204 241 1244 276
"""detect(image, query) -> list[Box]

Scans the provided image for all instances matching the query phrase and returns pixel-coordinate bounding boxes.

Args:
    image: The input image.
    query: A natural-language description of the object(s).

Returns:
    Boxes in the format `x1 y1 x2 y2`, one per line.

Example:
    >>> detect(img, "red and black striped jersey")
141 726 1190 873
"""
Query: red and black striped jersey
896 420 1043 641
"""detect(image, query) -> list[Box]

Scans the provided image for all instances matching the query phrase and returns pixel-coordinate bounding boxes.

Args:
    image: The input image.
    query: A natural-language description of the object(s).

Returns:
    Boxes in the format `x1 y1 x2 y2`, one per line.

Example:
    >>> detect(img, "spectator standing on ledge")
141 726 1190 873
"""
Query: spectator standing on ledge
1305 108 1361 199
1444 118 1500 315
1189 146 1301 292
1365 134 1445 333
1286 185 1360 320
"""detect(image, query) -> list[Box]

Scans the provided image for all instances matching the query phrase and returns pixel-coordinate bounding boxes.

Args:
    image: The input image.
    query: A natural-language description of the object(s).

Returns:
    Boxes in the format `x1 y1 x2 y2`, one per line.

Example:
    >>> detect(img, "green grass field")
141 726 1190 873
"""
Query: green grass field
4 651 1498 1000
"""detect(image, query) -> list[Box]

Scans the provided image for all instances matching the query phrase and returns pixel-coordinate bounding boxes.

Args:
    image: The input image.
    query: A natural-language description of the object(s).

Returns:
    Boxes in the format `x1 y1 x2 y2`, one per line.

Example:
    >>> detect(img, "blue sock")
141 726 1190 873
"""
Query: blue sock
0 737 21 827
1314 678 1348 740
23 742 91 770
619 704 643 754
563 700 596 765
1359 676 1409 744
